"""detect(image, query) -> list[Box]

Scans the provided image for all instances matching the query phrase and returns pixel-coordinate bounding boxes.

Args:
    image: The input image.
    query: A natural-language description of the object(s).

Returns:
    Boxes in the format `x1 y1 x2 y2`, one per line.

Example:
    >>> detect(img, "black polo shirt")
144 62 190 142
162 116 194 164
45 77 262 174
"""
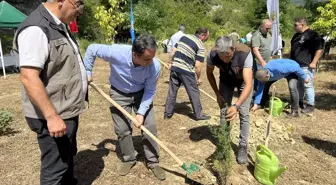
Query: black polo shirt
290 29 323 67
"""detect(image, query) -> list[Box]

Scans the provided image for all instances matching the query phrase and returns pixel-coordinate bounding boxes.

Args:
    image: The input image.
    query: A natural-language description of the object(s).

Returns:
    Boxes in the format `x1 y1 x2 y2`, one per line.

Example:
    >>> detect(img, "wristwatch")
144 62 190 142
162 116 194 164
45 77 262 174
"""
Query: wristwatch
232 104 240 109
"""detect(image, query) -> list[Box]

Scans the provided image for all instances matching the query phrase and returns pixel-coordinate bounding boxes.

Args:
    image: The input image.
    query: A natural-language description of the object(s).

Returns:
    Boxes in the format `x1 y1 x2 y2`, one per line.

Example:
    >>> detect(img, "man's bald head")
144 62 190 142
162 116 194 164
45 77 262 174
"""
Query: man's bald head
260 19 272 35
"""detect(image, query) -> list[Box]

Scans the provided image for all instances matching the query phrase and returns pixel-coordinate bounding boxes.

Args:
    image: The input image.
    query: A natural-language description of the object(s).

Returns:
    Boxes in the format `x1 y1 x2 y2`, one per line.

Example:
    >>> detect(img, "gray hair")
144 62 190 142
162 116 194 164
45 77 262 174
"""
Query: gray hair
255 68 270 83
178 24 185 32
215 36 233 53
261 19 272 27
47 0 56 2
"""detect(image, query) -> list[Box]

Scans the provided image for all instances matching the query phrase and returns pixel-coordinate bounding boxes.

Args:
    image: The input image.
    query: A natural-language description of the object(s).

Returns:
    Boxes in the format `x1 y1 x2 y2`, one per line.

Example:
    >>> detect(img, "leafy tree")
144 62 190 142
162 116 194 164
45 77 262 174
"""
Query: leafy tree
303 0 328 23
311 0 336 38
94 0 126 42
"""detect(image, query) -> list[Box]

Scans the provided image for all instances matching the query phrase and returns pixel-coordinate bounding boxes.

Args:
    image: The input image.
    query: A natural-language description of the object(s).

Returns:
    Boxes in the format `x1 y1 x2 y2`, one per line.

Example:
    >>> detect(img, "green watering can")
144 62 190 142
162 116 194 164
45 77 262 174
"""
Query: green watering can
254 145 288 185
269 97 288 117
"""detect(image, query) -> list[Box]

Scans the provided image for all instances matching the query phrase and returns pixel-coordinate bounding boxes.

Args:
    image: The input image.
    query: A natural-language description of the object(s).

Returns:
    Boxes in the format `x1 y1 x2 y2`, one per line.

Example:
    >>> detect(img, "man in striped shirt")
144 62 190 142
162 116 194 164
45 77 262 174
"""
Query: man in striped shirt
164 27 211 120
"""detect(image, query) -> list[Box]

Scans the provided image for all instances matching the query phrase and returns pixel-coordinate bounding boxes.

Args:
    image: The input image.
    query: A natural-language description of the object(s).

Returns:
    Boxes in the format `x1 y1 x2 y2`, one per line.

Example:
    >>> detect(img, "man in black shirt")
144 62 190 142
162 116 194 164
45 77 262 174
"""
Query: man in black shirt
290 17 323 114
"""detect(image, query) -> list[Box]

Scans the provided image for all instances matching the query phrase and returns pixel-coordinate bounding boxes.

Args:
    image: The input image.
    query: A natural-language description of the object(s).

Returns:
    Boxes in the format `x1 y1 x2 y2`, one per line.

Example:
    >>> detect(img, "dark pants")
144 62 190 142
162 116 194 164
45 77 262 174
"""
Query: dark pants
164 70 203 119
26 116 79 185
260 74 300 110
219 81 253 146
109 86 159 168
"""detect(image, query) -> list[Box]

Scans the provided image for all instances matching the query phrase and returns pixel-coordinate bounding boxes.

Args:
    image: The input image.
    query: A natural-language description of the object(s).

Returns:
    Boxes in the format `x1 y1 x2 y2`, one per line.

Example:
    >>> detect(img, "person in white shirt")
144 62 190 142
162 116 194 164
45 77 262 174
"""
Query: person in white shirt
167 24 185 53
14 1 86 184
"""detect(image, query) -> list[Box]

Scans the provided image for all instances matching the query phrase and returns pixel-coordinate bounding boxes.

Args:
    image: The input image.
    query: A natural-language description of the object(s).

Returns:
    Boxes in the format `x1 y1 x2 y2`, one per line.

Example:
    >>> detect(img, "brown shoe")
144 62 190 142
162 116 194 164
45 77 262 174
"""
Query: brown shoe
119 162 136 176
150 166 166 181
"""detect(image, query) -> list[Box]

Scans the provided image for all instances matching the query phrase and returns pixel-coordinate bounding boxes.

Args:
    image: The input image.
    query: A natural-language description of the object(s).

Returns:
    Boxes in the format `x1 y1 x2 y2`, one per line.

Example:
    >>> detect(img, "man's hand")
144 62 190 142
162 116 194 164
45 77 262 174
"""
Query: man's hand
309 63 317 69
88 76 93 84
134 114 144 128
225 106 238 121
304 77 310 84
47 114 67 138
168 63 172 70
261 61 267 67
216 94 225 108
197 79 202 86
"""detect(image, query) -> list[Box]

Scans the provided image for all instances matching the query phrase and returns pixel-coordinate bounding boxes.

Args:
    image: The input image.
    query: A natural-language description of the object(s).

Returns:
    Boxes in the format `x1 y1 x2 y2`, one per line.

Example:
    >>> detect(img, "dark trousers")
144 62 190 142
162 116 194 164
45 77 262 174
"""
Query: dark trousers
219 81 253 146
26 116 79 185
109 86 159 168
260 75 300 110
164 70 203 119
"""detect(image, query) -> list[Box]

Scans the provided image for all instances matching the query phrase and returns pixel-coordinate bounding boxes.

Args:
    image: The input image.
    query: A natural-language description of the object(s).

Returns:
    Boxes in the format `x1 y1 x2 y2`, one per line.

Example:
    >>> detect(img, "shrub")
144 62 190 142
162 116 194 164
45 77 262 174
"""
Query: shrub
0 110 13 134
211 109 232 184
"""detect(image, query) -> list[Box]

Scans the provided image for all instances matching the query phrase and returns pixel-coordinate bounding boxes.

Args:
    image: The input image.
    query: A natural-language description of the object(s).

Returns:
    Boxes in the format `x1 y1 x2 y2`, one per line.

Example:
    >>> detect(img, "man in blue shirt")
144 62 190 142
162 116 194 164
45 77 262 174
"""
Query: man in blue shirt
253 59 310 117
84 35 165 180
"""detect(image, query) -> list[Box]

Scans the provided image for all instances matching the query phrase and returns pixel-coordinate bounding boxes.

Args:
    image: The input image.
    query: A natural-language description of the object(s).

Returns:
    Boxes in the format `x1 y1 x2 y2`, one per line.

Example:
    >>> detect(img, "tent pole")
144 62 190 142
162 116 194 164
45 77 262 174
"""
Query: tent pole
0 38 6 79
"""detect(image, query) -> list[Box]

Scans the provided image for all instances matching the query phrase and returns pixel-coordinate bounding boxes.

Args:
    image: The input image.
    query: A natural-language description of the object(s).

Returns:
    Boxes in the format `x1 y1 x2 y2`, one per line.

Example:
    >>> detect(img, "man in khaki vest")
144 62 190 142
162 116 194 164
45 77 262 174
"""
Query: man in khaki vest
14 0 86 184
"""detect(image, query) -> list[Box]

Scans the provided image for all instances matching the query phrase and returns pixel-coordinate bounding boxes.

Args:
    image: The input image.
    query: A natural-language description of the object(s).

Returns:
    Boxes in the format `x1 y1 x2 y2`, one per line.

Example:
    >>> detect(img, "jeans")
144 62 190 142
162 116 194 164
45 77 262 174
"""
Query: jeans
298 67 315 106
260 74 300 110
254 64 263 105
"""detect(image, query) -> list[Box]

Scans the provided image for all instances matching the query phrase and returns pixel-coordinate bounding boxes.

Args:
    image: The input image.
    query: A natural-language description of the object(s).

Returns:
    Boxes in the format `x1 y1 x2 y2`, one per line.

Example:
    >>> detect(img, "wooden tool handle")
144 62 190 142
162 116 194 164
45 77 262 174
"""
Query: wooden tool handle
199 89 216 102
89 83 184 166
265 86 276 147
157 58 217 102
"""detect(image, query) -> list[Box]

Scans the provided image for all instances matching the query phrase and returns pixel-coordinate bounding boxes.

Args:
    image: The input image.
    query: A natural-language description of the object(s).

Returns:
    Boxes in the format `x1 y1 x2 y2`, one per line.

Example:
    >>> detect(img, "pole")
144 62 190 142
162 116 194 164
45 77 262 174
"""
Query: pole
0 38 6 79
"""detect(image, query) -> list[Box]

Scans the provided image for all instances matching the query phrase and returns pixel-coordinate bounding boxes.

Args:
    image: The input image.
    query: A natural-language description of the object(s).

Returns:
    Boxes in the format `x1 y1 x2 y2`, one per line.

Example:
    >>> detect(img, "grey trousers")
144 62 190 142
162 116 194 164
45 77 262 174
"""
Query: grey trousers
164 70 203 119
26 116 78 185
219 82 252 147
260 74 300 110
109 86 159 168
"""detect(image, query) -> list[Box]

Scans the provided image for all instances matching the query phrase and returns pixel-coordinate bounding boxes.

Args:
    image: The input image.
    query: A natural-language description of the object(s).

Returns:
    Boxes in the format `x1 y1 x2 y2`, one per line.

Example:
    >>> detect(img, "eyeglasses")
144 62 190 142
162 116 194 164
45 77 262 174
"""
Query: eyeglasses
294 23 301 27
68 0 84 10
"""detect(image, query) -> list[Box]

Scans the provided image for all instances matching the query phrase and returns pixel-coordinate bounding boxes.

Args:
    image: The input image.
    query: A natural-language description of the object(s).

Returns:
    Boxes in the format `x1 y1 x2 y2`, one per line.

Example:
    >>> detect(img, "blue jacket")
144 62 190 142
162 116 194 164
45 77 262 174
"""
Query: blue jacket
266 59 307 81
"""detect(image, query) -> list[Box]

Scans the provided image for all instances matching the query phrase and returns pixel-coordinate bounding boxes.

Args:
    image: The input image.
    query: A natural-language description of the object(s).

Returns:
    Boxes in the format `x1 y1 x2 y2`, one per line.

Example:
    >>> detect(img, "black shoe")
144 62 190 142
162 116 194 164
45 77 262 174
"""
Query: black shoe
301 104 314 114
299 101 305 109
195 114 211 121
163 114 172 120
287 110 299 118
237 145 248 164
71 178 78 185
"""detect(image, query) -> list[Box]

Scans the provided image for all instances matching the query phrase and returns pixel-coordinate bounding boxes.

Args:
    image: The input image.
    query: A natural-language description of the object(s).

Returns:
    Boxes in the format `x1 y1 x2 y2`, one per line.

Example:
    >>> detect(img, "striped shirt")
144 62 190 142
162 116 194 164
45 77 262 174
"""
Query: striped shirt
171 34 205 74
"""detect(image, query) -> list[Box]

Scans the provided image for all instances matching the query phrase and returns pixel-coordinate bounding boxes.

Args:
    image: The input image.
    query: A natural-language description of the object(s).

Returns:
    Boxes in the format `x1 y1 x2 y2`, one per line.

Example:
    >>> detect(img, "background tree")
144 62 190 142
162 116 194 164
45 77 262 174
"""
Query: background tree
311 0 336 38
94 0 126 42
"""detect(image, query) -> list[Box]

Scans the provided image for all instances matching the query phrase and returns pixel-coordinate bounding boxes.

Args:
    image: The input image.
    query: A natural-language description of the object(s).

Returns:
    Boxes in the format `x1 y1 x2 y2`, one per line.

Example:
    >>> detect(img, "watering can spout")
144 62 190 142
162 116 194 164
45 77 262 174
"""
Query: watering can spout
270 166 288 183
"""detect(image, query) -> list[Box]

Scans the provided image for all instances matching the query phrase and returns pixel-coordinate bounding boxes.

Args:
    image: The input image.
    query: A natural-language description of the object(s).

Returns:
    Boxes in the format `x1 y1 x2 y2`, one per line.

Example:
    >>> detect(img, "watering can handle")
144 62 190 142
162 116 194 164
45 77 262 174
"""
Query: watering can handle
257 144 273 160
272 97 281 102
273 97 281 101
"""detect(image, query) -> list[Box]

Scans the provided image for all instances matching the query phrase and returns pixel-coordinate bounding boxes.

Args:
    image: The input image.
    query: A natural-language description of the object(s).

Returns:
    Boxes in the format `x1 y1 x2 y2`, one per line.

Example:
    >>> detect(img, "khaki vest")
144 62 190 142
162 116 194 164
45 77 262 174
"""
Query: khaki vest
13 5 85 119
